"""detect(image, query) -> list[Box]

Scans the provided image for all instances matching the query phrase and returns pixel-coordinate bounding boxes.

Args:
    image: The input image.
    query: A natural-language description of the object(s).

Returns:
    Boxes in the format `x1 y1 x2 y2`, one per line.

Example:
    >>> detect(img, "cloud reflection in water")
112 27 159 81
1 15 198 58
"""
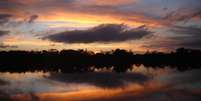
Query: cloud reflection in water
0 66 201 101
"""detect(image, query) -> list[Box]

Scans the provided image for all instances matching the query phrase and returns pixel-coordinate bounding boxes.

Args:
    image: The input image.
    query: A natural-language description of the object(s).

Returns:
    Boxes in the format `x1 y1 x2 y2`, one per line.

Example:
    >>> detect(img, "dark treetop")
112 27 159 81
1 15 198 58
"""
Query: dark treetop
0 48 201 73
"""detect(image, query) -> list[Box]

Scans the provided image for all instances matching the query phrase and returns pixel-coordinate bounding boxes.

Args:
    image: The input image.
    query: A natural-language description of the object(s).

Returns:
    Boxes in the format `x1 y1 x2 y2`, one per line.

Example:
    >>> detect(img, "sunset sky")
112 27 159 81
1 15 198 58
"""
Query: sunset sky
0 0 201 52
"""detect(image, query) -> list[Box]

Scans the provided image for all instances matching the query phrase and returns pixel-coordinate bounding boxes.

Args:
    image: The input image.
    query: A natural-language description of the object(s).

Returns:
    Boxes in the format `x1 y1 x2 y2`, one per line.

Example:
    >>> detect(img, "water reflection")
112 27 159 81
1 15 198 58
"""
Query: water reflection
0 66 201 101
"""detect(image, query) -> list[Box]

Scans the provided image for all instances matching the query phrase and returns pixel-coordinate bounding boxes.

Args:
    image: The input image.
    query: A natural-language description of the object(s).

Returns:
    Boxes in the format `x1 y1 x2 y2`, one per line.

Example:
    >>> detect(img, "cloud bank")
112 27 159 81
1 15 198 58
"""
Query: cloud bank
44 24 152 43
0 30 9 37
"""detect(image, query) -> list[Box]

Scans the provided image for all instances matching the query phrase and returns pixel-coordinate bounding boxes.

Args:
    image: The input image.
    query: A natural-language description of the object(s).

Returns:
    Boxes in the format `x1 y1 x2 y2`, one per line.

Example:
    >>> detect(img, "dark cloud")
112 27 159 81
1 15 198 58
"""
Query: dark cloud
28 15 38 23
141 25 201 50
0 14 12 25
0 14 12 20
164 8 201 22
178 40 201 48
170 26 201 48
0 0 22 9
172 26 201 35
44 24 152 43
0 30 9 37
47 72 149 88
0 79 9 85
0 43 18 48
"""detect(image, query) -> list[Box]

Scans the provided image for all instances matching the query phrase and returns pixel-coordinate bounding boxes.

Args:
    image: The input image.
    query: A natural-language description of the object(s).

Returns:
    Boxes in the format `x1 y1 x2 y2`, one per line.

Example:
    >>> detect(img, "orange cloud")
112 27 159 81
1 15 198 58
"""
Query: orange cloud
87 0 136 6
6 0 41 4
38 9 162 28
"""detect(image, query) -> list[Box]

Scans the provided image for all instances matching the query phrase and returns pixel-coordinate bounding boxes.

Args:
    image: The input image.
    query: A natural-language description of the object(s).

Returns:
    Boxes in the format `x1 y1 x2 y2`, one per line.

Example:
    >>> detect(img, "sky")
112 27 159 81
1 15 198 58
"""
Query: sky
0 0 201 52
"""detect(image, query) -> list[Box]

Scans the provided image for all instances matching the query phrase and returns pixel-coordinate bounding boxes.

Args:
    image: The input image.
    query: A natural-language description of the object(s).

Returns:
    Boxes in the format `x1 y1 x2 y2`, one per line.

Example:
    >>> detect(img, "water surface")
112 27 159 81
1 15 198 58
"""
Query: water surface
0 65 201 101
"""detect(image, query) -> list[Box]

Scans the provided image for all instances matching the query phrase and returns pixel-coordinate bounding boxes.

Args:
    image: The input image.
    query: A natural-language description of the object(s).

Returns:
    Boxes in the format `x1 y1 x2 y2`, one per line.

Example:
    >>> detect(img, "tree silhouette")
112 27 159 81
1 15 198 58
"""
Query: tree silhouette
0 48 200 73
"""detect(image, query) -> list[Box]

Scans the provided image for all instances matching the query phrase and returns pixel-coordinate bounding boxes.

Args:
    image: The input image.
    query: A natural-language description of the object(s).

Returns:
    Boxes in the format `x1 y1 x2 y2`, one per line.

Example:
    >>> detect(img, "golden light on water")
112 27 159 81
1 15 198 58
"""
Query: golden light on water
12 83 163 101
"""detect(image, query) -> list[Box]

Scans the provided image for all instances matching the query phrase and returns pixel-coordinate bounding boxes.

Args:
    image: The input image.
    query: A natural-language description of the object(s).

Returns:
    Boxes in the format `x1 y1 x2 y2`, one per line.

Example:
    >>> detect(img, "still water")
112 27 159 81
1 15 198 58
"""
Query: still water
0 65 201 101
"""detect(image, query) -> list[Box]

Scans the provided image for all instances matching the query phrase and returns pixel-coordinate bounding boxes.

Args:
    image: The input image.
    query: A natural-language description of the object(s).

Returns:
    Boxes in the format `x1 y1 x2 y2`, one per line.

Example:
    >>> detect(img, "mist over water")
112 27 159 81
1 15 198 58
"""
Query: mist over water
0 65 201 101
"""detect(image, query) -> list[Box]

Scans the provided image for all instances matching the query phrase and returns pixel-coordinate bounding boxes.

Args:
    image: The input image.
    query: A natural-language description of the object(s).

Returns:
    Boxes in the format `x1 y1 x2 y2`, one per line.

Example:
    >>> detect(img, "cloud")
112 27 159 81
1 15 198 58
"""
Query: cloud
47 72 149 88
28 15 38 23
143 25 201 50
172 26 201 35
0 43 18 48
44 24 152 43
0 0 169 28
84 0 136 6
0 30 9 37
1 0 201 51
163 8 201 23
0 14 12 25
170 26 201 48
178 40 201 48
0 79 9 85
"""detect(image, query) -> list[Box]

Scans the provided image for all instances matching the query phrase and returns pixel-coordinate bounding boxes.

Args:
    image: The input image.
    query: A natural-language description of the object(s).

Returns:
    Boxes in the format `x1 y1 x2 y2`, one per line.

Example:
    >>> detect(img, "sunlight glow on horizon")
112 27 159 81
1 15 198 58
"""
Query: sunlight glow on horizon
0 0 200 51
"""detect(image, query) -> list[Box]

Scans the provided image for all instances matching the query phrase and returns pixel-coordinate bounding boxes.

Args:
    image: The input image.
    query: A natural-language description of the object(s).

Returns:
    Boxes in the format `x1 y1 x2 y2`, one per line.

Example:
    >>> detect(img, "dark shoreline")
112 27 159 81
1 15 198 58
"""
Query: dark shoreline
0 47 201 73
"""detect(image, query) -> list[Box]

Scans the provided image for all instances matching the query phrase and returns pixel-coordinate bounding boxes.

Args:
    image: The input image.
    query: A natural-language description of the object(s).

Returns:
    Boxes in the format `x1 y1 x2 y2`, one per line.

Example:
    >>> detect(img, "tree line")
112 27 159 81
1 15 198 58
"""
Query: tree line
0 48 200 73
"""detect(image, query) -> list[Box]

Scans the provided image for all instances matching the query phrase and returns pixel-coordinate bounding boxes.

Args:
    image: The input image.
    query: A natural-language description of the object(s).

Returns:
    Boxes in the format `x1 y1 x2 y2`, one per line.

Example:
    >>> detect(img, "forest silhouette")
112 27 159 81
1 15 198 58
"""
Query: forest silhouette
0 47 200 73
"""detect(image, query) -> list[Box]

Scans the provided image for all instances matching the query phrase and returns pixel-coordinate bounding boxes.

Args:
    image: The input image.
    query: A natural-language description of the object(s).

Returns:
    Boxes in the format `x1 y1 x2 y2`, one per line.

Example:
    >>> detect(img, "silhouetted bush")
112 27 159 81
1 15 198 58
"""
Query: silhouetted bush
0 48 200 73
